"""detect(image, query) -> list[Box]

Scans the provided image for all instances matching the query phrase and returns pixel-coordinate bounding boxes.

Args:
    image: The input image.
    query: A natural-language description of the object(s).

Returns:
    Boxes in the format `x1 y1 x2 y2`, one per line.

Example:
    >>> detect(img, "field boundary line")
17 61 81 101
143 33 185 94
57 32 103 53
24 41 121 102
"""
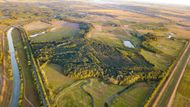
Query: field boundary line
55 80 83 105
81 79 94 107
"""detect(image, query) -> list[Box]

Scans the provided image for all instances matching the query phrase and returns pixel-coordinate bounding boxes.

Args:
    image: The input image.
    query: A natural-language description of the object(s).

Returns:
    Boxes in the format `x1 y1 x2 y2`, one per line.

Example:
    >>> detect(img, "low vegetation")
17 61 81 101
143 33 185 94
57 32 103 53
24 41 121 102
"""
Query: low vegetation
31 21 164 86
55 80 92 107
111 82 155 107
84 79 124 107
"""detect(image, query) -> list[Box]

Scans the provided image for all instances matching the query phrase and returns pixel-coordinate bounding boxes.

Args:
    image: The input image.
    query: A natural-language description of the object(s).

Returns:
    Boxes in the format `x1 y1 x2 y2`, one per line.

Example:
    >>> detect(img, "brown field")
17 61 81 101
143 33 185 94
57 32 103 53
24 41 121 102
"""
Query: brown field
178 21 190 26
24 21 51 31
83 9 166 23
167 25 190 39
50 20 65 27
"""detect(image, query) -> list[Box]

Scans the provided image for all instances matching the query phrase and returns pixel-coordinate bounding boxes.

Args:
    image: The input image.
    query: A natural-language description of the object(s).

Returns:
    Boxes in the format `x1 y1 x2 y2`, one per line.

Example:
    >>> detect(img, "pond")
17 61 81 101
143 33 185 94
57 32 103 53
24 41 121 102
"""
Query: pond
123 40 135 48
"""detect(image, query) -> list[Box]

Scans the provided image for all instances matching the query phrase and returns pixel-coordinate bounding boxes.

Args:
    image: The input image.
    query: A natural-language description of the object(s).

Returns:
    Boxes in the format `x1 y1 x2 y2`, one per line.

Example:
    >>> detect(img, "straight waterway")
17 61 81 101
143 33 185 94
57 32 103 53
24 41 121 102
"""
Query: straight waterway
7 27 20 107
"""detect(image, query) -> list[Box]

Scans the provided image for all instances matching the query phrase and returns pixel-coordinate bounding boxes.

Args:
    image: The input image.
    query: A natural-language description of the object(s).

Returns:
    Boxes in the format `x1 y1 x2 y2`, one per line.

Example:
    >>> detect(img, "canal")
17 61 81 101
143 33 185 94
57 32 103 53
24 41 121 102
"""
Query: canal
7 27 20 107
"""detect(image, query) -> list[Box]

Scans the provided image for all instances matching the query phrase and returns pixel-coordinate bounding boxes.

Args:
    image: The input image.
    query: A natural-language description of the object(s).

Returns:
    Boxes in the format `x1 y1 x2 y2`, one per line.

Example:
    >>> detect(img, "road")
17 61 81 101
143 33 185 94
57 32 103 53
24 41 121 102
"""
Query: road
20 28 49 107
167 49 190 107
150 41 190 107
7 27 20 107
19 59 34 107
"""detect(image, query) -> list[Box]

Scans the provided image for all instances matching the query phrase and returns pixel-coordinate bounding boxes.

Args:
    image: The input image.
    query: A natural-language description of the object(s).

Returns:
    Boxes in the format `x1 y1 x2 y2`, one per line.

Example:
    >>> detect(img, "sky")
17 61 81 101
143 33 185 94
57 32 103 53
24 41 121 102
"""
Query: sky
131 0 190 6
92 0 190 6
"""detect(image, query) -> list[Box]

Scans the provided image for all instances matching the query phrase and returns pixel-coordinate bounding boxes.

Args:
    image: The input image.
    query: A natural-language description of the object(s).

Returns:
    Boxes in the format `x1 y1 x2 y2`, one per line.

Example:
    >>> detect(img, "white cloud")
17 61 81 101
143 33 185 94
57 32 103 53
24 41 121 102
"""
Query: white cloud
131 0 190 6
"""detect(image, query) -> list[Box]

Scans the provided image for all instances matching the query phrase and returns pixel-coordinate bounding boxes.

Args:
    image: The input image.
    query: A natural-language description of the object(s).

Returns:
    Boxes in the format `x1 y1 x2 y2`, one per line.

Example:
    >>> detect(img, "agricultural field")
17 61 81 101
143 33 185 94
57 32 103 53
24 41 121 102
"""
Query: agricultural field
0 0 190 107
140 49 169 71
141 37 185 71
29 21 81 42
84 79 125 107
24 1 188 106
43 63 77 93
24 21 51 33
111 82 155 107
55 80 92 107
149 38 185 57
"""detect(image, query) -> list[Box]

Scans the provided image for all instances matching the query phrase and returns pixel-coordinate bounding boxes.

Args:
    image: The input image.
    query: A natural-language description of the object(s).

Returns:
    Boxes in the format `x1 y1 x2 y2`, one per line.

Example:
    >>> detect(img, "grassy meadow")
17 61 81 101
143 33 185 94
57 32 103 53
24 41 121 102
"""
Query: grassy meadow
149 38 185 57
111 82 155 107
55 80 92 107
30 21 80 42
140 49 170 70
84 79 125 107
43 63 77 93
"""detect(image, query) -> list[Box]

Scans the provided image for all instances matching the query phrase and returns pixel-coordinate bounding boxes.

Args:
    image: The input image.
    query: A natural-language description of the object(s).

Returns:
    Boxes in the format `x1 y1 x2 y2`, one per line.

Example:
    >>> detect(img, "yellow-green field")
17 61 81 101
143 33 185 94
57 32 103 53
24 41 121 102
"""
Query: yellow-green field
140 49 169 70
43 63 77 93
84 79 125 107
27 21 80 42
111 82 155 107
55 80 92 107
149 38 185 57
43 63 156 107
141 38 185 70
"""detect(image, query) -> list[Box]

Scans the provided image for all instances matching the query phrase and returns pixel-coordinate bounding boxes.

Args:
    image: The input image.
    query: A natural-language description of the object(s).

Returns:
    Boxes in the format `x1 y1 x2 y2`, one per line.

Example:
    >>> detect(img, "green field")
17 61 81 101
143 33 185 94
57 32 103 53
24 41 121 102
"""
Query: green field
141 38 185 71
44 64 124 107
31 22 80 42
140 49 170 70
55 80 92 107
43 64 90 106
43 64 156 107
173 63 190 107
149 38 185 57
43 63 77 93
111 82 155 107
91 32 124 48
84 79 125 107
